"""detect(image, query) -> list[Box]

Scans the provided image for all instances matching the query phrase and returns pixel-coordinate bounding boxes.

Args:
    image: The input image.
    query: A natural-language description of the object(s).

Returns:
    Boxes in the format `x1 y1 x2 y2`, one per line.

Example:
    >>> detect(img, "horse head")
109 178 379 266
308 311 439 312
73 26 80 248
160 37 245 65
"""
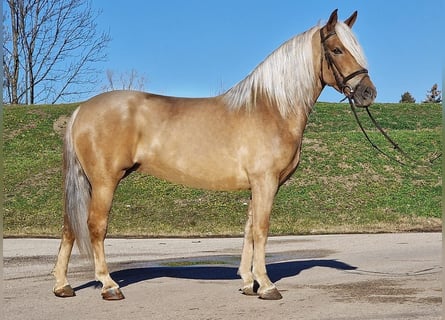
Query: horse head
319 9 377 107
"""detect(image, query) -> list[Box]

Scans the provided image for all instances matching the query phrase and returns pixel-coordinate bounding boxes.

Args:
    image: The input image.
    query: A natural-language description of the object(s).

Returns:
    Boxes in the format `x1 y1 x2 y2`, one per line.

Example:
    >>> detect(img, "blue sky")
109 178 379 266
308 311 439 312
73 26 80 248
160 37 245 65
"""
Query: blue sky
91 1 443 103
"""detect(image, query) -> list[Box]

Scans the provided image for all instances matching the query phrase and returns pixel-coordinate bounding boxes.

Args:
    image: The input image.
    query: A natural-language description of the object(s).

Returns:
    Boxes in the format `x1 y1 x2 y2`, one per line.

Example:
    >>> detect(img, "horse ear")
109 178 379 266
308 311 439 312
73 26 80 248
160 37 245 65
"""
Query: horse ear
326 9 338 32
344 11 358 28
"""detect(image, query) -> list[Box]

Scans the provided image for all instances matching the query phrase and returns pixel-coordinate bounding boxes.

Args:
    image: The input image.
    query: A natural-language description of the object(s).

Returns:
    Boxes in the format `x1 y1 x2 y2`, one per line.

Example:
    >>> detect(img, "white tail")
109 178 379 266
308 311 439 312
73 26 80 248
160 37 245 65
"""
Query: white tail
63 107 93 259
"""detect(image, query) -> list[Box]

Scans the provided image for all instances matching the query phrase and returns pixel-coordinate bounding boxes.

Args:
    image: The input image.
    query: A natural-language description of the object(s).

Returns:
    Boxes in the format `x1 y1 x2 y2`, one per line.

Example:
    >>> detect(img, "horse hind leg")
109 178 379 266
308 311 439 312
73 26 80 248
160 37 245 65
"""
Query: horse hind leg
53 179 123 300
53 214 76 297
88 181 125 300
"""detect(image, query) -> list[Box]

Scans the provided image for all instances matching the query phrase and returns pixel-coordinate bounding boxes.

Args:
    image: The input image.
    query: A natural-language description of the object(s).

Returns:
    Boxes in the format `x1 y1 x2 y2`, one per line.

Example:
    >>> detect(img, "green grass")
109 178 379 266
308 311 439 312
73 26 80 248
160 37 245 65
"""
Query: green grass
3 102 442 237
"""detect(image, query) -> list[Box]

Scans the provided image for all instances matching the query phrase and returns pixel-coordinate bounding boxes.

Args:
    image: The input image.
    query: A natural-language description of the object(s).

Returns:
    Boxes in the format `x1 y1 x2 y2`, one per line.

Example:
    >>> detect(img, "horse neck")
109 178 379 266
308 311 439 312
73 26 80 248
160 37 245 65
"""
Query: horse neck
250 93 312 140
310 29 328 105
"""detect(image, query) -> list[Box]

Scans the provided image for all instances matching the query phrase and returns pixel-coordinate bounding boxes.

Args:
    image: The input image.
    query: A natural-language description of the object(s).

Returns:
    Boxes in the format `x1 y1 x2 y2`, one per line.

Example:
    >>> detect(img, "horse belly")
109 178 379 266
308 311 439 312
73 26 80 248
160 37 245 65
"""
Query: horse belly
136 143 250 191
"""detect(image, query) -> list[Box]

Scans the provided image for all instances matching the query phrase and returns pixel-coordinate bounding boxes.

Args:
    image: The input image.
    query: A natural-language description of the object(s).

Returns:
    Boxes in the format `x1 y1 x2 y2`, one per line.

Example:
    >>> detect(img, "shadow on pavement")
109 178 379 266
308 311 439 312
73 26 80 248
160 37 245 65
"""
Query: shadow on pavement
74 259 356 292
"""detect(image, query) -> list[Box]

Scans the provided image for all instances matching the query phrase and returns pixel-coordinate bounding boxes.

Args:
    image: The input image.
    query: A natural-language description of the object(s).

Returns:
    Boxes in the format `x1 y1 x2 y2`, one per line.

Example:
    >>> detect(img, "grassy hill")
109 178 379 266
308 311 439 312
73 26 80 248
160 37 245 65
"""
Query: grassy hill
3 102 442 237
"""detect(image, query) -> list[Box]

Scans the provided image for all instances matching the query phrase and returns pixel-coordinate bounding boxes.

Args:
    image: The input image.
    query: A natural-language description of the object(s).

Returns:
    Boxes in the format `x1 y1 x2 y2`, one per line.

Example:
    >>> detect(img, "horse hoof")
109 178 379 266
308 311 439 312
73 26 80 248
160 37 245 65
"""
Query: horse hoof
102 287 125 300
240 286 258 296
54 285 76 298
259 287 283 300
240 280 259 296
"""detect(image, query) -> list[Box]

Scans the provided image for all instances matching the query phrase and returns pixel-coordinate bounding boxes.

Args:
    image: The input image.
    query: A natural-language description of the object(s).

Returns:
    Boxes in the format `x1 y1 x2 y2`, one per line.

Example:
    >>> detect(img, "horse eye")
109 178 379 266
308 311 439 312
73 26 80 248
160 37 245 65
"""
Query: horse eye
332 48 342 55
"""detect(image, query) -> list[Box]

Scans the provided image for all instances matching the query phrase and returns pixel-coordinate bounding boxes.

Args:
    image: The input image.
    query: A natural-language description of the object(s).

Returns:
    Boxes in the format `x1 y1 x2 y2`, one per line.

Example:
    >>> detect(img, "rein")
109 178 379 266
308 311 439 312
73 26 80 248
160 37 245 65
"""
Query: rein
347 97 442 168
319 27 441 168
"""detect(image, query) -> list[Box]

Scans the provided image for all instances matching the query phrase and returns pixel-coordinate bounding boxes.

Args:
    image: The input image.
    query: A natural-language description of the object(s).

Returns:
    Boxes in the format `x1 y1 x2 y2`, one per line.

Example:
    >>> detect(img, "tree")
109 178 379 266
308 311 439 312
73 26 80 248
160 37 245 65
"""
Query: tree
423 84 442 103
104 69 147 91
399 91 416 103
3 0 110 104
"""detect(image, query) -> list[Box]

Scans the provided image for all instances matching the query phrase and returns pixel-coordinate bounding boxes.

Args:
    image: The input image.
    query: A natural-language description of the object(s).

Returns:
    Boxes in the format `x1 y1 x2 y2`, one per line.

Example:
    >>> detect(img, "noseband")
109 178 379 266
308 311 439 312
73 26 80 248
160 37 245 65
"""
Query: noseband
320 28 368 98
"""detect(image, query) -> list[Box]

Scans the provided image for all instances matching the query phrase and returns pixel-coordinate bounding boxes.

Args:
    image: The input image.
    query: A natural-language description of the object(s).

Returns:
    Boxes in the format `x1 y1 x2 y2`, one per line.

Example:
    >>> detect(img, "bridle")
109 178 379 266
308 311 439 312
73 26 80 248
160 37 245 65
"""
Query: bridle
319 28 369 100
319 27 441 167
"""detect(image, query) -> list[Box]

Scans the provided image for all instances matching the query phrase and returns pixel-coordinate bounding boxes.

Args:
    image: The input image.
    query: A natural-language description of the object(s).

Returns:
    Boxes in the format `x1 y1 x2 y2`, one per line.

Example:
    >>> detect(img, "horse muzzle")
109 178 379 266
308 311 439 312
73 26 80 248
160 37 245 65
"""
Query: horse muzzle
350 77 377 107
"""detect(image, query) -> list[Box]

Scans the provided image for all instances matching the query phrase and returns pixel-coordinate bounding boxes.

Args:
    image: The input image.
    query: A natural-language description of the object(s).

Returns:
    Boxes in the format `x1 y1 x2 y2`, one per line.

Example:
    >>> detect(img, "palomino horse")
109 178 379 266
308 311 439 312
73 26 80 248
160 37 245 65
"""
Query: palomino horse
53 9 376 300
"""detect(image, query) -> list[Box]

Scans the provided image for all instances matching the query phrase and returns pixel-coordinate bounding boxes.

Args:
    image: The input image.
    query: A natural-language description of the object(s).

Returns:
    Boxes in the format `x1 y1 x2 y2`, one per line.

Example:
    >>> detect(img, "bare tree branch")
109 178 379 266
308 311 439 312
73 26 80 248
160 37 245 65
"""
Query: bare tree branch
104 69 147 92
3 0 110 104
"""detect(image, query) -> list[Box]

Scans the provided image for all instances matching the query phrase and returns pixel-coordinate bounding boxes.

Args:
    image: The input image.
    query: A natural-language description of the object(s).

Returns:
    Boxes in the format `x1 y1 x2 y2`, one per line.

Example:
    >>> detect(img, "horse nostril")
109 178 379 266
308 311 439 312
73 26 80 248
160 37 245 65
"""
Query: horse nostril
363 88 371 98
361 87 376 101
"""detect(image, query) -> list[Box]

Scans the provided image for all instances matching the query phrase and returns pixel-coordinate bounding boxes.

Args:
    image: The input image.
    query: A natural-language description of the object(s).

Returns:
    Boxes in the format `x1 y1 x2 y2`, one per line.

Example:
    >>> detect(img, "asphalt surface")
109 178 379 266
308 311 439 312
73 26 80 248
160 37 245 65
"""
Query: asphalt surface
3 233 442 320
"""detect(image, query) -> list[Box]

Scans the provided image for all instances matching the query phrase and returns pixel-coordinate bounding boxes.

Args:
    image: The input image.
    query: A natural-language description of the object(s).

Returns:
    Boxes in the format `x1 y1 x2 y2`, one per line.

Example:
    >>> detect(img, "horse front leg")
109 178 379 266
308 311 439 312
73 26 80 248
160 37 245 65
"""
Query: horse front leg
88 184 124 300
249 175 282 300
238 201 256 295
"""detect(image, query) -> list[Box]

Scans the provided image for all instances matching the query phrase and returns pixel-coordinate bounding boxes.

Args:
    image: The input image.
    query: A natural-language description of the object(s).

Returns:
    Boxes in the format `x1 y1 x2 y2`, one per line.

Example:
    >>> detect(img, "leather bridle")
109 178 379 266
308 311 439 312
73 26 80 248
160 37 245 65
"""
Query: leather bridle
319 28 369 99
319 27 441 167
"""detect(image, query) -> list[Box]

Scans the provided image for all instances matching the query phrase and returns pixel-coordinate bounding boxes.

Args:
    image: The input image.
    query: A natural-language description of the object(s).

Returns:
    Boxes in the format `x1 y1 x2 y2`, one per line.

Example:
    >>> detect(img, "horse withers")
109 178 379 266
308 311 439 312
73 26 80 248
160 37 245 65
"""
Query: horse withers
53 9 376 301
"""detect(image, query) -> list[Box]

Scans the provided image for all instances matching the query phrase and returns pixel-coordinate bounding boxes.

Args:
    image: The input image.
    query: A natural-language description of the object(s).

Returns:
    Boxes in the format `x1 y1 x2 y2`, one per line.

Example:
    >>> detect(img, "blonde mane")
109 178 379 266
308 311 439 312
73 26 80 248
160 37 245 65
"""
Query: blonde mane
223 26 318 117
223 22 367 117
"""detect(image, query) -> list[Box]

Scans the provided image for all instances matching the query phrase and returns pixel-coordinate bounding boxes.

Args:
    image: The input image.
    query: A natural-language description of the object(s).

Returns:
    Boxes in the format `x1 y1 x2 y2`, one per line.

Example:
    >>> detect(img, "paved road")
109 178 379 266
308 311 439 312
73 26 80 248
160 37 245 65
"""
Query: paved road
3 233 442 320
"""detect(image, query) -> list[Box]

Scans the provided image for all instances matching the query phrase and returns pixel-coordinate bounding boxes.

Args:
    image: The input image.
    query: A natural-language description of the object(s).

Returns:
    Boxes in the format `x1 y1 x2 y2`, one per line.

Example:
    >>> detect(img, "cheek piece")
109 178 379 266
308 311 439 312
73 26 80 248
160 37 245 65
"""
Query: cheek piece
319 28 369 100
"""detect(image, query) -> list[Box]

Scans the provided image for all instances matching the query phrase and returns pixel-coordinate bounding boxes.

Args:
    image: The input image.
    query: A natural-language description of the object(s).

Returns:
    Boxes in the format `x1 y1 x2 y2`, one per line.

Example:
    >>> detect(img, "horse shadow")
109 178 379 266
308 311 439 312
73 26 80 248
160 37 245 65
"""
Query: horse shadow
74 259 356 292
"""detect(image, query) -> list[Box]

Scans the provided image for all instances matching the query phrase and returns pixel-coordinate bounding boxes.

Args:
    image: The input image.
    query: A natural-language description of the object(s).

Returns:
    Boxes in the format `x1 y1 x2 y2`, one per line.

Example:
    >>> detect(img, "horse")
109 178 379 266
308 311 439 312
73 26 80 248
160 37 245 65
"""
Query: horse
53 9 376 301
